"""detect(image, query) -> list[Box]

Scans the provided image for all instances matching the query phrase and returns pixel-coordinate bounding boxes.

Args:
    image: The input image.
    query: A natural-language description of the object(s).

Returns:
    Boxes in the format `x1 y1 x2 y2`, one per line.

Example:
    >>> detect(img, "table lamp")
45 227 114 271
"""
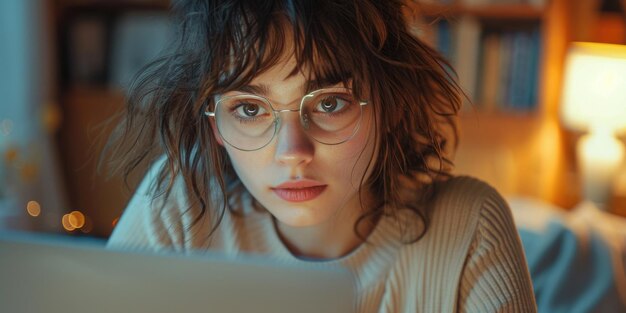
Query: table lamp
561 42 626 209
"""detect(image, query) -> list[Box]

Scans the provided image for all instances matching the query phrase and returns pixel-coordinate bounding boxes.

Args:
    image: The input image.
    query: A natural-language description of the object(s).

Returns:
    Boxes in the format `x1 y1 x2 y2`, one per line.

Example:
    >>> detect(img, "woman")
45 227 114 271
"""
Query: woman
105 0 536 312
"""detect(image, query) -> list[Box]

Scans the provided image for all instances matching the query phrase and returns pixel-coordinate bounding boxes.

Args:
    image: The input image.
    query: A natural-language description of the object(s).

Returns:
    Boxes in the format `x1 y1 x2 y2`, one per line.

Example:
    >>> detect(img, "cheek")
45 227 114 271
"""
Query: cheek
223 147 275 194
332 115 378 184
223 148 257 183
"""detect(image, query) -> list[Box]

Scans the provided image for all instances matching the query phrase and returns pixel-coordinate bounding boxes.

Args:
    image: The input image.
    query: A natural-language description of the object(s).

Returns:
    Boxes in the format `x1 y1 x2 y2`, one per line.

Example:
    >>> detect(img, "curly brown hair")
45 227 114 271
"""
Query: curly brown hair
102 0 462 243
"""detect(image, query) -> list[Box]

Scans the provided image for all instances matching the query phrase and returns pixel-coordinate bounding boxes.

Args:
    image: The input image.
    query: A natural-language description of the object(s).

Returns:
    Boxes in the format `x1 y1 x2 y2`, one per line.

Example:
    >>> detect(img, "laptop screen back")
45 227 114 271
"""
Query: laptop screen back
0 231 355 313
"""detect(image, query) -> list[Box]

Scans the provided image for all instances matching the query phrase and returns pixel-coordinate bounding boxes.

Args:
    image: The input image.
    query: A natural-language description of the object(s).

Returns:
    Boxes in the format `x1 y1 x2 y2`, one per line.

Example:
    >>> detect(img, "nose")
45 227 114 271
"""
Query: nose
274 111 314 166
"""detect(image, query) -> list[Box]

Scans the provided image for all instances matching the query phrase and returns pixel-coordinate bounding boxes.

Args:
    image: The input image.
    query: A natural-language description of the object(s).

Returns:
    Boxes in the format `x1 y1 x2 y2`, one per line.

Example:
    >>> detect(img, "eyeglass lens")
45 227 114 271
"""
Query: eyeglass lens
214 89 363 151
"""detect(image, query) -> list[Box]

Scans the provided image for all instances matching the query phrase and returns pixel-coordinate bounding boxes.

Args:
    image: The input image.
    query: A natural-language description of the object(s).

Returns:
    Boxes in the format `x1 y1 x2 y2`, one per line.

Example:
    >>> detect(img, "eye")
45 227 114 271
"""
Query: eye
235 102 266 117
316 95 350 113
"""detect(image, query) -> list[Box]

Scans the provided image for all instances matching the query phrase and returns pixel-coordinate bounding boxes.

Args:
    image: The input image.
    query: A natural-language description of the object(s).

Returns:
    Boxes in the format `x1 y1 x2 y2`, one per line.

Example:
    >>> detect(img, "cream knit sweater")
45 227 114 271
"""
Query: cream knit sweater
108 167 537 313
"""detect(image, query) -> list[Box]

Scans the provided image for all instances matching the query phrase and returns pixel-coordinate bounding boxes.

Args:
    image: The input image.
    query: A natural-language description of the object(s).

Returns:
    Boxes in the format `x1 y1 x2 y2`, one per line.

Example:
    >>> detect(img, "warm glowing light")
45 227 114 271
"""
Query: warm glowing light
62 214 75 231
561 42 626 208
68 211 85 229
112 217 120 227
578 131 626 206
561 42 626 134
26 201 41 217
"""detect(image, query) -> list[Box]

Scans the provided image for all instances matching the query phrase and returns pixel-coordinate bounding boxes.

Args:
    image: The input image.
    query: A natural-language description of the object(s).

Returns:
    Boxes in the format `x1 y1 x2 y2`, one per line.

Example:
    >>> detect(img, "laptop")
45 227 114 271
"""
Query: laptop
0 231 355 313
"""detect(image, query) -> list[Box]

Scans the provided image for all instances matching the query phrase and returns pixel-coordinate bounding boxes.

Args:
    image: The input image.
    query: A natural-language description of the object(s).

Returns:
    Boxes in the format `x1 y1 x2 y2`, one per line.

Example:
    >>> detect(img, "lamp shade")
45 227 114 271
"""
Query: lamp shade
561 42 626 134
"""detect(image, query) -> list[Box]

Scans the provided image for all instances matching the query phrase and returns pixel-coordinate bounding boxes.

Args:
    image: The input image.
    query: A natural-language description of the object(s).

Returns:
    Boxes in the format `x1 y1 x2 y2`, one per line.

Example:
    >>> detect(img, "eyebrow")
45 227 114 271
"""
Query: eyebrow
236 77 347 95
237 84 270 95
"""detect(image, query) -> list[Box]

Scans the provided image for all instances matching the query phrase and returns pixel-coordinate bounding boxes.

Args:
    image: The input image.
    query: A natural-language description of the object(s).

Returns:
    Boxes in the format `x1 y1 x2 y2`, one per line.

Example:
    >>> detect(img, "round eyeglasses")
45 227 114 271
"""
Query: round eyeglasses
205 87 368 151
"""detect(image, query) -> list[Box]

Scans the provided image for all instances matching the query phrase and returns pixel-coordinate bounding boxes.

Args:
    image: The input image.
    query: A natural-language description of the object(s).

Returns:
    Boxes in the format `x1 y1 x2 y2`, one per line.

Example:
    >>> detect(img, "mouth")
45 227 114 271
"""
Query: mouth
271 180 327 202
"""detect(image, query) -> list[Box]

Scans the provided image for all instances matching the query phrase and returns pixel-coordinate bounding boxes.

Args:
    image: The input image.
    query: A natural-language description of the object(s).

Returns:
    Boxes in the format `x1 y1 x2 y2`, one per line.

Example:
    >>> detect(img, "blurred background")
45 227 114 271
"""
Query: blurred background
0 0 625 240
4 1 626 311
0 0 171 237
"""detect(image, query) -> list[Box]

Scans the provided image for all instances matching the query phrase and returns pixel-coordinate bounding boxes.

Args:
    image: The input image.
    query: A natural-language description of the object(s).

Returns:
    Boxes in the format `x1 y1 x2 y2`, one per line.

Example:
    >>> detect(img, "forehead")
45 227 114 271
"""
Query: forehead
237 55 347 96
215 14 355 96
248 53 303 86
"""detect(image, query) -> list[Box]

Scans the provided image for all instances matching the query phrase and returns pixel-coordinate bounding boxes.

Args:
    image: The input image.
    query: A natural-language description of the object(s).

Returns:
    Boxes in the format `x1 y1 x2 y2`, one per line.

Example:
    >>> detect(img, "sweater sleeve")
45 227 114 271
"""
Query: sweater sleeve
106 158 185 251
457 186 537 312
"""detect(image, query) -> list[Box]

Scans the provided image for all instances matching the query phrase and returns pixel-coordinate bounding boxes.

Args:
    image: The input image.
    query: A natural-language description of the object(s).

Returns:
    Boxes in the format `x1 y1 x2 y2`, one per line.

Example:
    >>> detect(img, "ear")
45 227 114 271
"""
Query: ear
208 119 225 146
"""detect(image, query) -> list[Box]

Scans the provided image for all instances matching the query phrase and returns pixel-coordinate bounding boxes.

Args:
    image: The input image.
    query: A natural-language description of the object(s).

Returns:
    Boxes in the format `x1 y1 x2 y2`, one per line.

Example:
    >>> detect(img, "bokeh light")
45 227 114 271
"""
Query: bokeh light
42 104 62 133
26 200 41 217
19 162 39 183
68 211 85 229
3 146 18 163
61 214 75 231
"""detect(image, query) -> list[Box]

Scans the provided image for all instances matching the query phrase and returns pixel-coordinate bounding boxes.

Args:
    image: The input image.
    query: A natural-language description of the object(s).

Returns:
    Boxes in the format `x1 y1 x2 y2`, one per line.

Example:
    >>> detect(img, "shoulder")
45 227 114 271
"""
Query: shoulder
382 176 524 310
387 177 535 311
126 156 196 221
411 175 516 267
446 177 537 311
430 175 509 225
434 175 503 205
392 176 511 256
107 156 217 251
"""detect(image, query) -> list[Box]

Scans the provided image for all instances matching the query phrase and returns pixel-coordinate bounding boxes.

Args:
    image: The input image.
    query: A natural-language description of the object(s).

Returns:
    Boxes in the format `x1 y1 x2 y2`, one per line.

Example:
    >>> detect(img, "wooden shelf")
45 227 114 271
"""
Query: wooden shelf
411 2 545 20
460 107 541 118
467 5 545 20
458 111 544 147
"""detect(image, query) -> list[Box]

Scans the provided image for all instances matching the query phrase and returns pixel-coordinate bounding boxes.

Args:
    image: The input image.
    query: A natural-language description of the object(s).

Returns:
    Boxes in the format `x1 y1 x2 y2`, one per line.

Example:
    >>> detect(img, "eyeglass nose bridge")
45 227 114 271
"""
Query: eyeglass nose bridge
274 108 311 130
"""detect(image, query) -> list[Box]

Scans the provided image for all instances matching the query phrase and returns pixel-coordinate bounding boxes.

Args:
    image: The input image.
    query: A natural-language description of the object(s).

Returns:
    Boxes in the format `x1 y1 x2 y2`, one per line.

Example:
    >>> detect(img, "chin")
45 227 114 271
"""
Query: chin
271 205 328 228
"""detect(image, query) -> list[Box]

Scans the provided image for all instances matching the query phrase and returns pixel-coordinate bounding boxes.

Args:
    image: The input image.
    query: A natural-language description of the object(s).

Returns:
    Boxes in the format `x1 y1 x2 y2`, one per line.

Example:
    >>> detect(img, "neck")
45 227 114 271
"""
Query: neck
273 201 381 260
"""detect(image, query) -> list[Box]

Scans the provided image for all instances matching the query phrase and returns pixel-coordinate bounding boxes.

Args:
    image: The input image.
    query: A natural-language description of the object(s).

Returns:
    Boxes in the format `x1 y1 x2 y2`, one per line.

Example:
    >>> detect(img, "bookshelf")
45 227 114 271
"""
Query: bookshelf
410 0 579 208
411 1 545 112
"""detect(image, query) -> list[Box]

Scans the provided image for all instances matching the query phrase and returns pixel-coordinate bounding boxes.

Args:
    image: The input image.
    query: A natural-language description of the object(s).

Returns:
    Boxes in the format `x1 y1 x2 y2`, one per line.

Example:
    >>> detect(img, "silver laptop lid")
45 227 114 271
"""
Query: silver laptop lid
0 231 355 313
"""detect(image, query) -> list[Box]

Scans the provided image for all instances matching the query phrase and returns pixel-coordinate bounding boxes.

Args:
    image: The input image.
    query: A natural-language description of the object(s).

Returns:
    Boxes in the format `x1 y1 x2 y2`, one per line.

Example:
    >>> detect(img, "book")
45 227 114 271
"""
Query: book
497 31 513 110
455 16 481 103
437 19 455 63
479 33 501 112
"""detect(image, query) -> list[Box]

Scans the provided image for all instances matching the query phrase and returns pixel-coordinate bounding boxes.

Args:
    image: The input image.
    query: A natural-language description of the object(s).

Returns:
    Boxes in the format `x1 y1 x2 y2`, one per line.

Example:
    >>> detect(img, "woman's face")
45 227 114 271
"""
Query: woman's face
212 56 378 228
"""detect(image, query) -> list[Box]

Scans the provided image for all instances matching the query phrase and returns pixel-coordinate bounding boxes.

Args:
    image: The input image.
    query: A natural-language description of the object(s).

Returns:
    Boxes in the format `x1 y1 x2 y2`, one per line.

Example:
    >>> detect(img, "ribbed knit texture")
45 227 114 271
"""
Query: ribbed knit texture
108 168 537 313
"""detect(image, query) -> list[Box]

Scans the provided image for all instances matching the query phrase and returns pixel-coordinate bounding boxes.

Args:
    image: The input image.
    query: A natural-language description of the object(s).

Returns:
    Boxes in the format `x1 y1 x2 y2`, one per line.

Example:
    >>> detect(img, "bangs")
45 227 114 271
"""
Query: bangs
192 0 386 101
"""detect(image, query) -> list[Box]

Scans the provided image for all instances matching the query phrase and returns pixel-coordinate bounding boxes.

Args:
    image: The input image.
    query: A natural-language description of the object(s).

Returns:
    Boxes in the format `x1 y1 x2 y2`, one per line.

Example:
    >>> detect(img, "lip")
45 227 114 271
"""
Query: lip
273 180 325 189
271 180 327 202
